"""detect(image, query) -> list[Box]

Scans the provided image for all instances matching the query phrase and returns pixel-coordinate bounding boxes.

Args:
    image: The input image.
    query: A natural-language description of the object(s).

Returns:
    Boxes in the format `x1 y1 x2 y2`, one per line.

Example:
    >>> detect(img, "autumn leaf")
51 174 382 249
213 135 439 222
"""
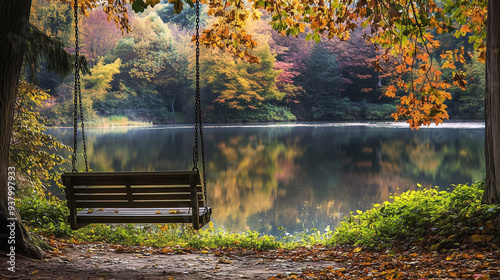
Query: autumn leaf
218 257 232 264
385 85 397 98
471 235 486 243
169 0 183 14
115 246 125 253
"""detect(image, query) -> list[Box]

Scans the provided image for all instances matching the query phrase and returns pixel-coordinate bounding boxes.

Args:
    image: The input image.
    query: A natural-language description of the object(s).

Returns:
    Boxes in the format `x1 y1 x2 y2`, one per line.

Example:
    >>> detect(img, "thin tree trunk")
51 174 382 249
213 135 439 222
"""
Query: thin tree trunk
483 0 500 204
0 0 44 258
171 96 176 114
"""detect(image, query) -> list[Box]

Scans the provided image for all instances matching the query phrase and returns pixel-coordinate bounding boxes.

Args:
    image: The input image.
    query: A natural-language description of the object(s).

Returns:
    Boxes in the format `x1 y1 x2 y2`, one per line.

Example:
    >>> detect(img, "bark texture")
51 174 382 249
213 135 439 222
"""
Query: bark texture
484 0 500 204
0 0 44 258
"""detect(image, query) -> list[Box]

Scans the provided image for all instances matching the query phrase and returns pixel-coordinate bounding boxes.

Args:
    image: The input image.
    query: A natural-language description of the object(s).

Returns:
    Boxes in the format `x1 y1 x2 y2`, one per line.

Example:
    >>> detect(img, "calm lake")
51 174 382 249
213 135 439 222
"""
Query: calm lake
50 122 485 235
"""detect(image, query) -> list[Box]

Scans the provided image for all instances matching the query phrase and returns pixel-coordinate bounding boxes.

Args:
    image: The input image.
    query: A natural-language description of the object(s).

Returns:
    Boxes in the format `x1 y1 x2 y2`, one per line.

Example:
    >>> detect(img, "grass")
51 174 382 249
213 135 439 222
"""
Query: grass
84 115 152 127
17 180 500 251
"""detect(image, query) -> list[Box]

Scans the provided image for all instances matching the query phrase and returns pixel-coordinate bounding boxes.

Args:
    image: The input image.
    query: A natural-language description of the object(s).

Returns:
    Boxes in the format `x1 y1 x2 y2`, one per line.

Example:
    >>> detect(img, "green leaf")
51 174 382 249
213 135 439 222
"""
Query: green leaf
313 33 321 43
132 0 146 13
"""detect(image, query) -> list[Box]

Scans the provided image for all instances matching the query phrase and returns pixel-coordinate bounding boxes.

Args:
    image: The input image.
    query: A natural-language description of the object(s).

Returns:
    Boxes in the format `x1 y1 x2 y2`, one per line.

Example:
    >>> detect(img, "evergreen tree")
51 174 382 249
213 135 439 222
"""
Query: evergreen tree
297 43 345 120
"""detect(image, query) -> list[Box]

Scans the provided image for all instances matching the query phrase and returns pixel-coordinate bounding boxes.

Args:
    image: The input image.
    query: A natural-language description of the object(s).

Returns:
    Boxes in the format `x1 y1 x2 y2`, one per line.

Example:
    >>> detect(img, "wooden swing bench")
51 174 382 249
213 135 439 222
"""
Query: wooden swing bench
62 171 212 230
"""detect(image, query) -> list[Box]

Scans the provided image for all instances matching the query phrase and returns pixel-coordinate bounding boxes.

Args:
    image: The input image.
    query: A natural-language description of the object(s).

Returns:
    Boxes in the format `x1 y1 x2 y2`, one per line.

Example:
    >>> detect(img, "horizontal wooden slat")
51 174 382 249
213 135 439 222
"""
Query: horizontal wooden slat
75 201 206 208
74 194 204 201
130 187 203 194
73 187 128 194
132 194 203 200
75 194 128 200
63 171 210 230
73 186 202 194
75 207 211 225
77 207 210 216
62 171 201 186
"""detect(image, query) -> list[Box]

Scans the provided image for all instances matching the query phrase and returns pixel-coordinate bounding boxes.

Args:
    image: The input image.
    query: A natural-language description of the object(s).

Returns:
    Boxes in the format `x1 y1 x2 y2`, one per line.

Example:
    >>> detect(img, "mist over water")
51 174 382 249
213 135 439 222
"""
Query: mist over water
50 122 485 235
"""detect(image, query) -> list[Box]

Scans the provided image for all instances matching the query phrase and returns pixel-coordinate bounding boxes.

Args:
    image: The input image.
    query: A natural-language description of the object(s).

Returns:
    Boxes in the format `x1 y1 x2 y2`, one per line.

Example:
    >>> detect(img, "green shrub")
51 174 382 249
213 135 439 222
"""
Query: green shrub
18 195 72 237
329 180 500 250
18 180 498 252
189 226 282 250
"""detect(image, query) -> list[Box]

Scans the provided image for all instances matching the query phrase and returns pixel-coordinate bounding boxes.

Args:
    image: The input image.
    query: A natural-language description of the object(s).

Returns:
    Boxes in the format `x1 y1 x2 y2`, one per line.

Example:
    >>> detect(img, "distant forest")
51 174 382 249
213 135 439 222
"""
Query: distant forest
32 0 485 125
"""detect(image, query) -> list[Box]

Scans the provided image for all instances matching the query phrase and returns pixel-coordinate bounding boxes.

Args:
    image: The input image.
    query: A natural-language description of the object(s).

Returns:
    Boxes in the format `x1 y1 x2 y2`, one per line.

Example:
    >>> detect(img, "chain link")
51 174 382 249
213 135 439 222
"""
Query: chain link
72 0 89 172
71 0 79 172
193 0 208 211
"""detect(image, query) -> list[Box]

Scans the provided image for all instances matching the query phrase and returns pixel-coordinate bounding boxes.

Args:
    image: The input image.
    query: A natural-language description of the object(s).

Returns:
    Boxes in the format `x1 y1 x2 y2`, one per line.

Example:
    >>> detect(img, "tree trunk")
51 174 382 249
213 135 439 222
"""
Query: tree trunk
0 0 44 259
171 96 176 114
483 0 500 204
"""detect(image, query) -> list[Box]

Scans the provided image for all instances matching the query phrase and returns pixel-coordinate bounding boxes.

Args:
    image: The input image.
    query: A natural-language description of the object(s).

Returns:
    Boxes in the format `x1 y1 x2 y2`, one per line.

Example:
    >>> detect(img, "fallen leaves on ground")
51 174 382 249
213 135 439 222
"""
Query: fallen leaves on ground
265 246 500 280
41 238 500 280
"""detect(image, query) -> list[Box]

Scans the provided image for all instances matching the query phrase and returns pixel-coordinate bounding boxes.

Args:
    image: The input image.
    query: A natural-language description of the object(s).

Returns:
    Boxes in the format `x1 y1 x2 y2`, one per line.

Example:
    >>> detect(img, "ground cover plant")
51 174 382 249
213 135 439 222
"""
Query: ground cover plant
9 180 500 279
18 180 499 251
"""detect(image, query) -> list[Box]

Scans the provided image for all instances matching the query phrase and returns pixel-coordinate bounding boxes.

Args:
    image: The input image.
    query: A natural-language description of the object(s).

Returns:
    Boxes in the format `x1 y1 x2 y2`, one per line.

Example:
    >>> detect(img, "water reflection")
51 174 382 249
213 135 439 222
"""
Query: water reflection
50 122 485 235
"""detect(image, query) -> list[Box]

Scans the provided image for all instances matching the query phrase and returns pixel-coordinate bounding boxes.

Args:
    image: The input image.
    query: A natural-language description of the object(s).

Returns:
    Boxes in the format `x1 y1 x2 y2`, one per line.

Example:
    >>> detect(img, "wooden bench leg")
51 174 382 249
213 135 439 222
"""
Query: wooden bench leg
190 174 200 230
63 176 78 230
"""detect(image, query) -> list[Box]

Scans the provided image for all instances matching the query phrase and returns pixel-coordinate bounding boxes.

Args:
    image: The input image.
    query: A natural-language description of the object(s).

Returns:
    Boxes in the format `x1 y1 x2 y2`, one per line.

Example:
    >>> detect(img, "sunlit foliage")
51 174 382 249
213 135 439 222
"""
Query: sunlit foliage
35 0 486 126
10 81 70 196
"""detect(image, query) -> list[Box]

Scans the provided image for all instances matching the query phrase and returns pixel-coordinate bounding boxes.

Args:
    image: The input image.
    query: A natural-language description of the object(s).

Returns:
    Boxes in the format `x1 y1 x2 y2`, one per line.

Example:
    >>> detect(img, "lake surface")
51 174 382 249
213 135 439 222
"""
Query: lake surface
50 122 485 235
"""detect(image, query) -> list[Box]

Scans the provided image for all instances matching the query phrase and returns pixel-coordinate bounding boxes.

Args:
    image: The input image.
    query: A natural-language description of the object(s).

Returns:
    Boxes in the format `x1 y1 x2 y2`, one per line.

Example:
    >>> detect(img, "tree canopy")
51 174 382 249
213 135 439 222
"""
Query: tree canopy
65 0 487 129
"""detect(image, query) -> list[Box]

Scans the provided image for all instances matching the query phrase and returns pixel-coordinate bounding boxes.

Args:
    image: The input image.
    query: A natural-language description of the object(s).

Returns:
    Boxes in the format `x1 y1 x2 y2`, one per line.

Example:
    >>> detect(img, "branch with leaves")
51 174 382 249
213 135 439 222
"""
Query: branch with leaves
72 0 486 128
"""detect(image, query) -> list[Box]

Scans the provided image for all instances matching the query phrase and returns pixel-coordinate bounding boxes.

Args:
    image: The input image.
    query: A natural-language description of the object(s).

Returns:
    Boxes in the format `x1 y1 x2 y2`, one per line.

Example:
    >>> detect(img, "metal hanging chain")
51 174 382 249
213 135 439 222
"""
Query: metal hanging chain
72 0 89 172
193 0 208 211
193 0 200 170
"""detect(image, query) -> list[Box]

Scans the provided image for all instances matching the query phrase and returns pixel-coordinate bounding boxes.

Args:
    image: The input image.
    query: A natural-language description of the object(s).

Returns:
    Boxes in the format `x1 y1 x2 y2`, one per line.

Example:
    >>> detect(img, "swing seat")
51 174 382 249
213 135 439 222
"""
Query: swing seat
61 171 211 230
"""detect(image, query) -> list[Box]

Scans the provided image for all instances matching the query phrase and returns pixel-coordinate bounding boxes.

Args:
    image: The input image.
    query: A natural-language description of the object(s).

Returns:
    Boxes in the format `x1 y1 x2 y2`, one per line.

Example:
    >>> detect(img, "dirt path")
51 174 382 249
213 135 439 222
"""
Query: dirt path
1 245 339 280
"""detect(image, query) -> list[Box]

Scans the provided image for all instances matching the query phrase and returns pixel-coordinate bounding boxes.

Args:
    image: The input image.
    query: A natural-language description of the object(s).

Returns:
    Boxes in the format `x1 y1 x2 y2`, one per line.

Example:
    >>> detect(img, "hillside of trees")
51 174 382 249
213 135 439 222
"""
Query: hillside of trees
32 0 485 125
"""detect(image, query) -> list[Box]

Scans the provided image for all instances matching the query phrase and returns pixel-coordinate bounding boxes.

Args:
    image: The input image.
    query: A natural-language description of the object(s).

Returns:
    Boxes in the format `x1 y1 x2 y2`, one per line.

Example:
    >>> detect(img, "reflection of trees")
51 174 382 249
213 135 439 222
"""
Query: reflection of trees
57 127 196 172
209 134 304 231
379 130 485 183
50 126 486 235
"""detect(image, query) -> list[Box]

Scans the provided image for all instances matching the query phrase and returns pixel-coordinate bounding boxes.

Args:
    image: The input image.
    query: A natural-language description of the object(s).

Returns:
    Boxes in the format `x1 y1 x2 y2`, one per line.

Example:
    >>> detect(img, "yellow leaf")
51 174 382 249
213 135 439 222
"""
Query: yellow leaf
145 0 160 6
87 209 93 214
471 235 485 243
353 247 362 253
218 257 232 264
156 211 162 214
430 243 440 251
299 23 306 33
283 18 294 27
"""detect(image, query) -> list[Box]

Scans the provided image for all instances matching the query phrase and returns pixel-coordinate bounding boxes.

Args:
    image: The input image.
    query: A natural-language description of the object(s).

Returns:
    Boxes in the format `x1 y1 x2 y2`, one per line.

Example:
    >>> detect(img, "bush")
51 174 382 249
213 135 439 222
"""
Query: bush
18 195 72 237
329 180 500 250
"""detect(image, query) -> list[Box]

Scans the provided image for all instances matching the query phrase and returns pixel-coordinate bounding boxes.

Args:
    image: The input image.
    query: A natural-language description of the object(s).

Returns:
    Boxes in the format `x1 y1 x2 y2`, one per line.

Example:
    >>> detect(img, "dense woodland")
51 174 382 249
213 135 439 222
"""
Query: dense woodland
30 0 485 125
